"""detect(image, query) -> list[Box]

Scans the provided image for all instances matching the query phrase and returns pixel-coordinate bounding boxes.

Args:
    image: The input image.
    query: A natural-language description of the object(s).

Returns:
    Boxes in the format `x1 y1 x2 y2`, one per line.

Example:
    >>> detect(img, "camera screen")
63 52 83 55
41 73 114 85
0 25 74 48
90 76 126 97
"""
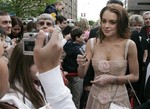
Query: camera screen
23 32 51 55
24 40 35 51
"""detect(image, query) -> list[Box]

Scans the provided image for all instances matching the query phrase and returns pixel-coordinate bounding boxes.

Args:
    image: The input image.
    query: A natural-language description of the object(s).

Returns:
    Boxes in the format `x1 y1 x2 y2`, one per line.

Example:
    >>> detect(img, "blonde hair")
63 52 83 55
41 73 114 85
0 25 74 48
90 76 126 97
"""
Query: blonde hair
129 14 144 26
78 18 90 31
55 1 65 7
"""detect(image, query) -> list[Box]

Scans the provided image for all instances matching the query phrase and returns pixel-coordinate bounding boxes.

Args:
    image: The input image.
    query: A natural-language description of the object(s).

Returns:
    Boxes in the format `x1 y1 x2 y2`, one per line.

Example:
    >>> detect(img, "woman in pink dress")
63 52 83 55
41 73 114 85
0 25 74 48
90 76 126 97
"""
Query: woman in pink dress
77 4 139 109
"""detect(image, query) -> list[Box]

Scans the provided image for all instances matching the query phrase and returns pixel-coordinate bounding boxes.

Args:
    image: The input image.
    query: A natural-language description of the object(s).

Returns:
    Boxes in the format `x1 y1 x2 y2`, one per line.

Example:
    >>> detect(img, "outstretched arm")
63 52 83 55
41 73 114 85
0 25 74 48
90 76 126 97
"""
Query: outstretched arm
34 29 76 109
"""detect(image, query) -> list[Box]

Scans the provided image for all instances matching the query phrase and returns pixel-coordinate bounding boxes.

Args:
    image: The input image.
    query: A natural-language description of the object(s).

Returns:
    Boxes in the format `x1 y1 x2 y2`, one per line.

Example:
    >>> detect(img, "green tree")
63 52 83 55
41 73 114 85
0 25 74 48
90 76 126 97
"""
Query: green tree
0 0 57 18
89 20 95 26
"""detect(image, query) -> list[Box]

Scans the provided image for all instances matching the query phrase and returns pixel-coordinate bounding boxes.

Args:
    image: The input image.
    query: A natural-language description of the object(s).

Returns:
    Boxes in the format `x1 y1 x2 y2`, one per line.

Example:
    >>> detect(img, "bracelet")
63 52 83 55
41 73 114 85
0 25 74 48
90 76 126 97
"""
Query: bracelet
112 76 118 84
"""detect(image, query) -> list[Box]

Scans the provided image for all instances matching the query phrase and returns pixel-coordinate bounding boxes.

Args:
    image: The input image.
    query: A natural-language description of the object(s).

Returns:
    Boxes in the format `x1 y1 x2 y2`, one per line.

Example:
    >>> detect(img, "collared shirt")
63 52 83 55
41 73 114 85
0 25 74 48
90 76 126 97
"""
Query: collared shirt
145 63 150 86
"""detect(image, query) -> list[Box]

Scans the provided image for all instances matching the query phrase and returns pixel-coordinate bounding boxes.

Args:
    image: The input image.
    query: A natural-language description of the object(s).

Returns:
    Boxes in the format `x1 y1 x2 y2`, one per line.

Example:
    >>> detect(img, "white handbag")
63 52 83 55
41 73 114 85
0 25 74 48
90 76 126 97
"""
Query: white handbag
109 102 130 109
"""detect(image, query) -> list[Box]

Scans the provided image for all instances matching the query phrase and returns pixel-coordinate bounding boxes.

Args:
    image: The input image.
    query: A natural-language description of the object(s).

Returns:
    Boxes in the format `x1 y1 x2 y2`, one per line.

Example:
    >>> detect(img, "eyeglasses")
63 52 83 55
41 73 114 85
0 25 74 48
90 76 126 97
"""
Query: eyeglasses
38 21 53 27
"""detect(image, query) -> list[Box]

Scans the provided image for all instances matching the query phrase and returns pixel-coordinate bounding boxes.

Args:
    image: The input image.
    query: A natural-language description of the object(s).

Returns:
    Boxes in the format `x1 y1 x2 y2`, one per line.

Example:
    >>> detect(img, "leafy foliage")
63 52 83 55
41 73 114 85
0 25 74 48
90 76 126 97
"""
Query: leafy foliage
89 20 95 26
0 0 56 18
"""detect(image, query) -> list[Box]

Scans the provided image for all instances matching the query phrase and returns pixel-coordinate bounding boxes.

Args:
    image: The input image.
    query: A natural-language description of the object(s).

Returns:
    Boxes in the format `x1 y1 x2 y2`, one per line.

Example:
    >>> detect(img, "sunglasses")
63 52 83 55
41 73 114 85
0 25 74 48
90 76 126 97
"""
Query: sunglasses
38 21 53 27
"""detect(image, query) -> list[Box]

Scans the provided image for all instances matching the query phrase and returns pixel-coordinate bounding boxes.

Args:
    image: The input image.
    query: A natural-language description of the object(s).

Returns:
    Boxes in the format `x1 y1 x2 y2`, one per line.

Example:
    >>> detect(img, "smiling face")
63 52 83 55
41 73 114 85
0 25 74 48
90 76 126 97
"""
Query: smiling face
143 13 150 26
0 15 12 35
100 4 130 39
101 10 118 38
131 22 143 33
11 25 21 37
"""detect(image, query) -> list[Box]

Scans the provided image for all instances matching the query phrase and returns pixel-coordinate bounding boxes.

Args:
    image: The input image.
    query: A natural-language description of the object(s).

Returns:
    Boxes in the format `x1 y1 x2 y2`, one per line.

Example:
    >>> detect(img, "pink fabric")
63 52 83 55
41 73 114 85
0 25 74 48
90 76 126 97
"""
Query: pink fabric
84 30 90 41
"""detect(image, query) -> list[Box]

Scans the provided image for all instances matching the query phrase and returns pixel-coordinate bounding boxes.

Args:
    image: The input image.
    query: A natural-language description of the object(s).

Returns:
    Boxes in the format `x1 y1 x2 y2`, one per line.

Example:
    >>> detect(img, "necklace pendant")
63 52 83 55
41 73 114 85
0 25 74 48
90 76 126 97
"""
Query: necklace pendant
106 53 111 61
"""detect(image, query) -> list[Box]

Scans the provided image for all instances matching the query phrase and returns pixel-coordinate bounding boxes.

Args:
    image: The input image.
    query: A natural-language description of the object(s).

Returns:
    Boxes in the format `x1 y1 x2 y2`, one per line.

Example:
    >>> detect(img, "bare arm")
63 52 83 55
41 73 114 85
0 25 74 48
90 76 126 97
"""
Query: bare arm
117 40 139 84
34 29 76 109
77 38 94 78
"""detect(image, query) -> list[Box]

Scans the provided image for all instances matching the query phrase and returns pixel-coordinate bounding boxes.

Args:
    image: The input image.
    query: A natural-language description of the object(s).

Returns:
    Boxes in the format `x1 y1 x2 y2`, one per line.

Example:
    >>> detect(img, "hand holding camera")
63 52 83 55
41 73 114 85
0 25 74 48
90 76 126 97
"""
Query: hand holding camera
34 29 63 73
22 32 51 55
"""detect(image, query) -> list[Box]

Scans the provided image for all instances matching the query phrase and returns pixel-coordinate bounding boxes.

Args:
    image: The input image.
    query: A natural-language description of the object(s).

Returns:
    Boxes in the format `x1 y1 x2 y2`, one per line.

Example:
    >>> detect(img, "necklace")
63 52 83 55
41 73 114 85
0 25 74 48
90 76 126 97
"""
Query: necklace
104 38 122 61
106 45 113 61
106 47 112 61
106 52 111 61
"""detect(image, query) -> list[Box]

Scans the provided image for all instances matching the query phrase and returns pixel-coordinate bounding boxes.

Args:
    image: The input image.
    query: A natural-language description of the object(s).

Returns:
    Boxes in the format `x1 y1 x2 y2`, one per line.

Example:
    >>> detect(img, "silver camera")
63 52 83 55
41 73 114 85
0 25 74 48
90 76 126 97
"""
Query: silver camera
22 32 51 55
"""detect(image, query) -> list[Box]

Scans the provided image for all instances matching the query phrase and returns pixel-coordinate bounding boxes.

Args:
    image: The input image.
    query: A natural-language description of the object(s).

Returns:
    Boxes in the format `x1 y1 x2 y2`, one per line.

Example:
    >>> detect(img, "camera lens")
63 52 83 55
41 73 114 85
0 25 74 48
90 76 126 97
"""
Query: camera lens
29 34 33 37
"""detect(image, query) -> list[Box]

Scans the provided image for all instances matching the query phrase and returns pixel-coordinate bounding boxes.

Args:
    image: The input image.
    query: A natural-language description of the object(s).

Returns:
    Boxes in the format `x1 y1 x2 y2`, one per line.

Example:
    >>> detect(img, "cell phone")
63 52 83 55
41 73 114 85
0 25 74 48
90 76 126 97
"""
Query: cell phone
79 48 85 55
22 32 51 55
79 47 88 61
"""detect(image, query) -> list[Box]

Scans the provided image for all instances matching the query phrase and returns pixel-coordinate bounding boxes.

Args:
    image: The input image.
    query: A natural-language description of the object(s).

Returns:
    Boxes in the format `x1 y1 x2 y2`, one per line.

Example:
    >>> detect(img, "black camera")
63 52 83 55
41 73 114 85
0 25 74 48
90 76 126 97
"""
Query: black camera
22 32 50 55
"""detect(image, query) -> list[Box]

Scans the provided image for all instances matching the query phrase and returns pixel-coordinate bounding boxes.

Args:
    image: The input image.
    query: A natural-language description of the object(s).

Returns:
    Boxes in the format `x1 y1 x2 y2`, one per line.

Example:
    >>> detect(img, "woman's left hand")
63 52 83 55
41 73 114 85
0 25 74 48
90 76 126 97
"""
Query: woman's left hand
91 74 116 86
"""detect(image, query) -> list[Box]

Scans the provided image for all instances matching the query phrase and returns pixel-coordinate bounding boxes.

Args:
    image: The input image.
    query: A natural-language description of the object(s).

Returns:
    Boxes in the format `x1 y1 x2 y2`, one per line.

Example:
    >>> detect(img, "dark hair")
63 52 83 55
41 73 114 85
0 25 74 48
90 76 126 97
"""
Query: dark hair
70 26 84 41
9 16 24 39
9 42 45 108
107 0 123 6
55 15 67 24
97 4 130 42
26 21 37 32
0 11 9 16
63 25 73 36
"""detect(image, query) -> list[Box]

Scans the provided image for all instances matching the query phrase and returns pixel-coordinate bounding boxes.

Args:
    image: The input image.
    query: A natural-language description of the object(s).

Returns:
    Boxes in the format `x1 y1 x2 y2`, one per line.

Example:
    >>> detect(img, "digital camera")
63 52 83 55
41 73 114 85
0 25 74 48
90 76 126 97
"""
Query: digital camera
22 32 51 55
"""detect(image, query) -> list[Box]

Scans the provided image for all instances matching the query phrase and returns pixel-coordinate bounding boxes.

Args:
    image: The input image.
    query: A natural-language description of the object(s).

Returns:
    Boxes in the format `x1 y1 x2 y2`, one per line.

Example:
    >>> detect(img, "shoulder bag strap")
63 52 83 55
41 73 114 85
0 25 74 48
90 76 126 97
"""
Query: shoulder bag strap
127 77 141 105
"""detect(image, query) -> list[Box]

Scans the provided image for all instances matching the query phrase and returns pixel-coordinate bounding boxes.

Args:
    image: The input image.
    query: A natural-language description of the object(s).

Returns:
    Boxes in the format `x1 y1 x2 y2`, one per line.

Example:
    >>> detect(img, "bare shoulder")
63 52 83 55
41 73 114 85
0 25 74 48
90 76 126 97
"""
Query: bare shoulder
85 38 97 58
87 38 96 44
127 39 137 55
86 38 95 48
128 39 136 48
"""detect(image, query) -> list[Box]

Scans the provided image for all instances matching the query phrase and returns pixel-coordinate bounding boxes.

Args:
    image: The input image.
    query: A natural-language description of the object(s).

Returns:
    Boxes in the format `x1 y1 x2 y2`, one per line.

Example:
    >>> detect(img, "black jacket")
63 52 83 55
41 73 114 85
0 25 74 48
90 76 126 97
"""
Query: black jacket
139 62 150 103
44 4 58 15
140 26 149 39
62 40 84 73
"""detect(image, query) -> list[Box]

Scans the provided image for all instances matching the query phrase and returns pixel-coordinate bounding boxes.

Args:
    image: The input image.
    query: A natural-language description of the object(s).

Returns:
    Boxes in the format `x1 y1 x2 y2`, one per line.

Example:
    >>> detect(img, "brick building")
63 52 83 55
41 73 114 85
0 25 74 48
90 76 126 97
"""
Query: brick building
62 0 77 20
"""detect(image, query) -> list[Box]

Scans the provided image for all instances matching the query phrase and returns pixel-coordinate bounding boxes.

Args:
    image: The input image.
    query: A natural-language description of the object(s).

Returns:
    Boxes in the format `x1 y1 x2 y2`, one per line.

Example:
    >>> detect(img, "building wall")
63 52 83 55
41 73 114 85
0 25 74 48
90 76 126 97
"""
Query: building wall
62 0 77 20
127 0 150 11
121 0 150 15
123 0 150 11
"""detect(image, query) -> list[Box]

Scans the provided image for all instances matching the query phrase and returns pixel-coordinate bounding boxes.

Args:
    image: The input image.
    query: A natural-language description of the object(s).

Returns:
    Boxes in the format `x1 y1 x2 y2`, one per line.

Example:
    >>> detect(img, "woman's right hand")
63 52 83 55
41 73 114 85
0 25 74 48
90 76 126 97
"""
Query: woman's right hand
77 54 87 67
